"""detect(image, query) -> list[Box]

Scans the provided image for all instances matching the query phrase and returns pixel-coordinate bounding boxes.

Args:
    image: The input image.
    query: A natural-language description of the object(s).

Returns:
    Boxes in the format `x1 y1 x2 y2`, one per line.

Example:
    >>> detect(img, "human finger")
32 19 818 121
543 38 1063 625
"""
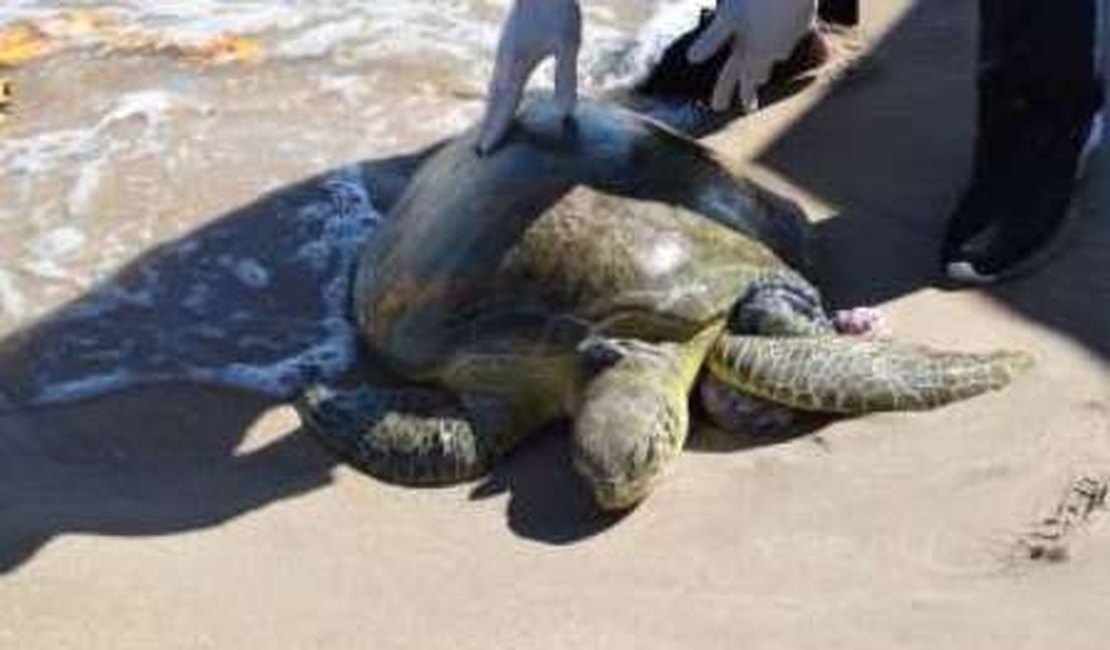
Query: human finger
710 48 746 111
687 18 734 64
477 56 535 155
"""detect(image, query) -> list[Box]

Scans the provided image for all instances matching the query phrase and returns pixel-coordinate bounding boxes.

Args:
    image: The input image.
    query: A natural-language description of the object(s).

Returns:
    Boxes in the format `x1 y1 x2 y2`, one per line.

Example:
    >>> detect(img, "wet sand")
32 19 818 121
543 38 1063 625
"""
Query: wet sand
2 1 1109 648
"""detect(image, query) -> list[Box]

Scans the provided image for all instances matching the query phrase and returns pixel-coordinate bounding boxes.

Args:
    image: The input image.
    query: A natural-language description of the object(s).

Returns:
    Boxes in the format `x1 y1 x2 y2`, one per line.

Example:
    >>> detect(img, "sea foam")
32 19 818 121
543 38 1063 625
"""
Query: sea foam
0 166 381 408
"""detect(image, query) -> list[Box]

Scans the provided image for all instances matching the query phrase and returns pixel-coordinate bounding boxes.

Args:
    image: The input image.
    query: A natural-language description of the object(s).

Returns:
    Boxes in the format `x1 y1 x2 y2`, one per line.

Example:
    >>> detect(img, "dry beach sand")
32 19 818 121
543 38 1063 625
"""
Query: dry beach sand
2 1 1110 648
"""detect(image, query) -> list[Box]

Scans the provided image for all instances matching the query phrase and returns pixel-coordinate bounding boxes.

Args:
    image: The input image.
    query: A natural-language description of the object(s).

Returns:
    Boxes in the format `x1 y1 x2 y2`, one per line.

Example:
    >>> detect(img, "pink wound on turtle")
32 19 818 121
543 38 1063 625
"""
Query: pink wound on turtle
833 306 890 338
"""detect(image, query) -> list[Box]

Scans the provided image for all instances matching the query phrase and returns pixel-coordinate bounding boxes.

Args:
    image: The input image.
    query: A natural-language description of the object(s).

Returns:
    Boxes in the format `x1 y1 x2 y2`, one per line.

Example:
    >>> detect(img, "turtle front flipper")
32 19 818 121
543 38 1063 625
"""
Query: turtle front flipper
294 384 517 486
707 335 1033 414
573 327 719 511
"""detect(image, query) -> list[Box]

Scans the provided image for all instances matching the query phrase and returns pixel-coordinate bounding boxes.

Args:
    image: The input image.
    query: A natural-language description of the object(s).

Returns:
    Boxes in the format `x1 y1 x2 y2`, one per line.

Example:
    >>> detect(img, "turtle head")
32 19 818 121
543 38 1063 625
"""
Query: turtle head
573 369 689 510
573 337 704 511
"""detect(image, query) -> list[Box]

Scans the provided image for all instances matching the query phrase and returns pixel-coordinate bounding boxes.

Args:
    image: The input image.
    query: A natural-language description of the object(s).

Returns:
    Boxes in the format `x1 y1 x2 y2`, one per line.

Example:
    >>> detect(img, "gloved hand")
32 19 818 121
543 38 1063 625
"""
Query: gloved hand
477 0 582 155
687 0 817 112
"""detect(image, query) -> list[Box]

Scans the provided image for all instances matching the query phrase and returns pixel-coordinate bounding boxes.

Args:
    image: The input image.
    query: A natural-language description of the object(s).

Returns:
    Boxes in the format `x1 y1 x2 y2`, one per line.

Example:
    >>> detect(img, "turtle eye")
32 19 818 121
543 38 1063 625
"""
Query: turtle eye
576 336 628 372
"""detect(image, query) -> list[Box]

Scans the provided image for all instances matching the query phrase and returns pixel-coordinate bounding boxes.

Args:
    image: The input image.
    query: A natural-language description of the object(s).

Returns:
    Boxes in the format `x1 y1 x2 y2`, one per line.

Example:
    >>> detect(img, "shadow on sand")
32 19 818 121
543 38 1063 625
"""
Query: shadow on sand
0 151 423 573
0 387 330 573
2 0 1106 572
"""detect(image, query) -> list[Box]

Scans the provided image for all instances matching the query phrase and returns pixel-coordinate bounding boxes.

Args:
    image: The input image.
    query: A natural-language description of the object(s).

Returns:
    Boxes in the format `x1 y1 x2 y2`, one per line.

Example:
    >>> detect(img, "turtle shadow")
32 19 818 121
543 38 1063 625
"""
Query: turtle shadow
0 385 334 575
0 149 434 574
469 424 630 545
465 412 835 546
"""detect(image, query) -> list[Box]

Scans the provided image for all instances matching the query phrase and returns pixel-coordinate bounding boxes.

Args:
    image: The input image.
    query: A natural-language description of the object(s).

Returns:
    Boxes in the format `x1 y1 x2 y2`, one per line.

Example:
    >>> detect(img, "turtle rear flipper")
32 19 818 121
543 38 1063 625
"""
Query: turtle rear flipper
707 335 1033 414
294 385 515 486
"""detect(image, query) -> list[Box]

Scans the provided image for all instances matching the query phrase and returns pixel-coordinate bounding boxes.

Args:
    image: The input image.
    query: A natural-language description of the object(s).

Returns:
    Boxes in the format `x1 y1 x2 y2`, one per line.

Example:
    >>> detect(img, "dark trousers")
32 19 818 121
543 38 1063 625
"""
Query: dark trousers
823 0 1102 78
819 0 859 27
979 0 1101 83
969 0 1103 206
821 0 1102 91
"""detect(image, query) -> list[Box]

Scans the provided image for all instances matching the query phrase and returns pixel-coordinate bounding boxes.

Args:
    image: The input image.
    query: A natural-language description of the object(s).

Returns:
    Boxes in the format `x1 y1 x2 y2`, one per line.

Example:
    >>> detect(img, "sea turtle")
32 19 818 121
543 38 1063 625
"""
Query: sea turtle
295 97 1031 511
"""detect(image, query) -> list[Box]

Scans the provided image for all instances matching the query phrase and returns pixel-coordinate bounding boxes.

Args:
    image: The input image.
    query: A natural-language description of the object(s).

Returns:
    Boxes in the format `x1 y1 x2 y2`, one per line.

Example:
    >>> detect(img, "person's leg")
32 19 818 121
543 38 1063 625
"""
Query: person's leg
943 0 1105 284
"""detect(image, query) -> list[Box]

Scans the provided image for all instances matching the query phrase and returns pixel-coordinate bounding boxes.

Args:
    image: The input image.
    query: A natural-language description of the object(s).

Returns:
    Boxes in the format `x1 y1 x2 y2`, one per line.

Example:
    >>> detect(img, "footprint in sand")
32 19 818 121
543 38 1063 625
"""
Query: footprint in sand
1017 474 1109 563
